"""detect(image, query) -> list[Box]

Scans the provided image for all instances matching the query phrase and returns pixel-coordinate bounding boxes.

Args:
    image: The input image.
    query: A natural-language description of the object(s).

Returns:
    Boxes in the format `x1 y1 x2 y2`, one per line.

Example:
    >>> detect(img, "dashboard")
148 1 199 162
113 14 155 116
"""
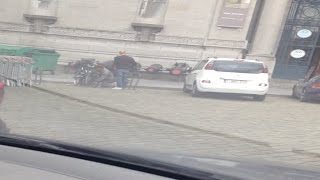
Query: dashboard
0 145 173 180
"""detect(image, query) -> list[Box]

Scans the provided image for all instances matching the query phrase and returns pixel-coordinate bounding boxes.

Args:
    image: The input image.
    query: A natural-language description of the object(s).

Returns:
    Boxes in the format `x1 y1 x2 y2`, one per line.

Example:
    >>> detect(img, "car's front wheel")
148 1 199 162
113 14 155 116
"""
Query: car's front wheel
253 95 266 101
191 82 201 97
300 89 310 102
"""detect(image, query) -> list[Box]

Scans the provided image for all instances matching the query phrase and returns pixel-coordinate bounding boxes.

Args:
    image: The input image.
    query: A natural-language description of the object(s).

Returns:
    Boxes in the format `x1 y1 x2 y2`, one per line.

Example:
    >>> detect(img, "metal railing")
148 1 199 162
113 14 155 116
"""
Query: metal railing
0 56 33 87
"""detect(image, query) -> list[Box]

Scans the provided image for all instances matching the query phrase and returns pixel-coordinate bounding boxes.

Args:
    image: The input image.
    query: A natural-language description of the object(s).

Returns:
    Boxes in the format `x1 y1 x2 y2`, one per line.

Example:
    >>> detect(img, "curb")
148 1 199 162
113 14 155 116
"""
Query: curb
292 149 320 158
32 85 271 148
38 80 183 91
267 94 291 98
38 80 291 96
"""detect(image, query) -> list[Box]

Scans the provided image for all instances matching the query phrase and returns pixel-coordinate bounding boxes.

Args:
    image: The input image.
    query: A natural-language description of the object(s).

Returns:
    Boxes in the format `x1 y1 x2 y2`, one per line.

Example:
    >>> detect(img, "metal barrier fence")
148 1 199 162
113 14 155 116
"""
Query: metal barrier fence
0 56 33 87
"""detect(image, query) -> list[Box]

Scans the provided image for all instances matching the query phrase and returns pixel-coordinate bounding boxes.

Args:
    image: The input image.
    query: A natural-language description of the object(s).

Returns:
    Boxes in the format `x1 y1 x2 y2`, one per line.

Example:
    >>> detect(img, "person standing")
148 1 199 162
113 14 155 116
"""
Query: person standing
113 51 136 89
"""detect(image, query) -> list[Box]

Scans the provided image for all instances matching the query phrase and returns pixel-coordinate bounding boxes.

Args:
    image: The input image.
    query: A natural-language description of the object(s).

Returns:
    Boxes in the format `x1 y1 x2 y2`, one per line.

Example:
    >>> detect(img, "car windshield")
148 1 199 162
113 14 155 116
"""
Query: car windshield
210 60 264 73
1 0 320 179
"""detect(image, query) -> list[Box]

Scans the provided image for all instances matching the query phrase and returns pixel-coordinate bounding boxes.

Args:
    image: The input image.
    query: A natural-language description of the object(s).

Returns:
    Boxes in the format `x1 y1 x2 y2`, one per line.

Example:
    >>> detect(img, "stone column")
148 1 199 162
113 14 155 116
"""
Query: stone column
246 0 291 73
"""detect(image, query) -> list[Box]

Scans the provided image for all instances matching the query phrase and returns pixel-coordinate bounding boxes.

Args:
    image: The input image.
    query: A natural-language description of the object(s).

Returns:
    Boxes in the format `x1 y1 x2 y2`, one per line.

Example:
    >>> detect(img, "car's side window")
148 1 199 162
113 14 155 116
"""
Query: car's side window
193 60 208 71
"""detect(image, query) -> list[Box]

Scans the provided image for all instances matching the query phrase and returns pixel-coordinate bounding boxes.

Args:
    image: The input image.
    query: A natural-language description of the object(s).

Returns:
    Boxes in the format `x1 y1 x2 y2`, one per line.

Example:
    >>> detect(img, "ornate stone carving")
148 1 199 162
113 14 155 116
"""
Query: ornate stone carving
0 22 30 32
206 39 247 49
154 35 203 45
154 35 246 49
30 23 49 33
0 22 247 49
47 27 136 41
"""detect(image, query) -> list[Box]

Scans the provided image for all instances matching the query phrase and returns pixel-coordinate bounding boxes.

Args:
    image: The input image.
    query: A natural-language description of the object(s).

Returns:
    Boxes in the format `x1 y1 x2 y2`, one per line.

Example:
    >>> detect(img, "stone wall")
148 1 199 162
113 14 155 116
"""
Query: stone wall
0 0 30 24
0 0 258 68
246 0 292 73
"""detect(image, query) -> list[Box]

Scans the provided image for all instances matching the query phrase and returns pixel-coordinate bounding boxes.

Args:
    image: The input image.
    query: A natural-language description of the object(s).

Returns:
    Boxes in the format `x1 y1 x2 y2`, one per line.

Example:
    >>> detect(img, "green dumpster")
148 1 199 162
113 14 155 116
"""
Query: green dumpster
23 49 60 74
0 45 21 56
0 45 60 74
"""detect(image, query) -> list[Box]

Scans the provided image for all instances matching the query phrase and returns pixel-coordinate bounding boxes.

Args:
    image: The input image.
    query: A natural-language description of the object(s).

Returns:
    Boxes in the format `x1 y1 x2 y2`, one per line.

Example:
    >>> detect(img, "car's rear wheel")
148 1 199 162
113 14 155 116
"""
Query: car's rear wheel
183 81 190 93
300 89 310 102
253 95 266 101
191 82 201 97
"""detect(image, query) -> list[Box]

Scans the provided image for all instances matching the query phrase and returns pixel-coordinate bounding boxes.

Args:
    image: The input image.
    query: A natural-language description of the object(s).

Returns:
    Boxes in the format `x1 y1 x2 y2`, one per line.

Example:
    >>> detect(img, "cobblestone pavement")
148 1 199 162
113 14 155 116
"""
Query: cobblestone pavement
37 84 320 150
1 85 320 170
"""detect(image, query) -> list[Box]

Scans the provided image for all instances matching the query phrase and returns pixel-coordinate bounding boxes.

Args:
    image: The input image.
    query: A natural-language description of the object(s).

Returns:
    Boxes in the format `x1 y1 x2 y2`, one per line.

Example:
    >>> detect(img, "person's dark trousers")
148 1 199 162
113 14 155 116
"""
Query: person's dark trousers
116 69 129 89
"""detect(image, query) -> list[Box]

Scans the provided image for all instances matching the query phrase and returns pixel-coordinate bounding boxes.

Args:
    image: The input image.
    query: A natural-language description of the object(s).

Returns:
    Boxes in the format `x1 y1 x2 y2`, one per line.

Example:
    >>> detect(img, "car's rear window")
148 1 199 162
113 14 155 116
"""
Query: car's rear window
208 60 264 74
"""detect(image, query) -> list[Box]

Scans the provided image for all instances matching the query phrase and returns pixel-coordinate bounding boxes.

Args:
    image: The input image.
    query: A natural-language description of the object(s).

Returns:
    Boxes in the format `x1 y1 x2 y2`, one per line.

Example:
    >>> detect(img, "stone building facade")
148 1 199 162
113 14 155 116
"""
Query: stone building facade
3 0 318 80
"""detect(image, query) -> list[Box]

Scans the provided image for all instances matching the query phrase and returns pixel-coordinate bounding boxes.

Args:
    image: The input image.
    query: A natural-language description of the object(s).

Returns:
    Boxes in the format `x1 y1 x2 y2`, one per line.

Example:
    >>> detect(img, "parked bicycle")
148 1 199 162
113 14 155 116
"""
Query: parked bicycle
73 59 96 86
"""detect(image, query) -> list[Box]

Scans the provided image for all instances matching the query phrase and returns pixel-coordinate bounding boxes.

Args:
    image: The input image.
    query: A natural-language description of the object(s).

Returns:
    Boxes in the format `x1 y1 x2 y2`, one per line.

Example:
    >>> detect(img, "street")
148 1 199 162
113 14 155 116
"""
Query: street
1 84 320 170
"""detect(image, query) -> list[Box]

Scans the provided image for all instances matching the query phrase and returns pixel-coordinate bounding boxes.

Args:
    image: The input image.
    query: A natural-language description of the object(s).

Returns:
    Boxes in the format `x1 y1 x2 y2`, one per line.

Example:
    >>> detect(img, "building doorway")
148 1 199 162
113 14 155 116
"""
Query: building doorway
273 0 320 80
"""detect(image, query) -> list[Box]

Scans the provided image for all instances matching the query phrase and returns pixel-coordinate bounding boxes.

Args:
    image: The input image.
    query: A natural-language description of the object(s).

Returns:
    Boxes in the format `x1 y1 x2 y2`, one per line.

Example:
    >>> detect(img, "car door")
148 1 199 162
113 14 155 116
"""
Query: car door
186 60 208 86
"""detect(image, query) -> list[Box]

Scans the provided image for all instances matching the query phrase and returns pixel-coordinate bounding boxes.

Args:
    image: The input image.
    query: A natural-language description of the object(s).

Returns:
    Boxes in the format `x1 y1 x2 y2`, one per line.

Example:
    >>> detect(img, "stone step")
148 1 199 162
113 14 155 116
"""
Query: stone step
269 79 297 89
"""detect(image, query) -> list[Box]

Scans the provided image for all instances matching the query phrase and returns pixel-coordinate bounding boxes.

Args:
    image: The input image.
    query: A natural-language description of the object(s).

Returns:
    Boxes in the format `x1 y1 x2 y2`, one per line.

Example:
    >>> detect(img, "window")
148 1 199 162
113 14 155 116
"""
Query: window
193 60 208 71
225 0 251 8
209 60 264 74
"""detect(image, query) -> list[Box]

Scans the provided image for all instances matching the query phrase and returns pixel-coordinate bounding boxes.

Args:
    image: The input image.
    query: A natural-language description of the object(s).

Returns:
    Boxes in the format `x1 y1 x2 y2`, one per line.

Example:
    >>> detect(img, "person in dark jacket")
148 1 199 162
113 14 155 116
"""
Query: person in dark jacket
113 51 136 89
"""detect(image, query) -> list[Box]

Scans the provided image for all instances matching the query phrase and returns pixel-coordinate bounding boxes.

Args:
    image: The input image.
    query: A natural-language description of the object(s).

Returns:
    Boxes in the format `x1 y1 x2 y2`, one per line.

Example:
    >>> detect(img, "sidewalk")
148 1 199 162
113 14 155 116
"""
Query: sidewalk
34 73 292 96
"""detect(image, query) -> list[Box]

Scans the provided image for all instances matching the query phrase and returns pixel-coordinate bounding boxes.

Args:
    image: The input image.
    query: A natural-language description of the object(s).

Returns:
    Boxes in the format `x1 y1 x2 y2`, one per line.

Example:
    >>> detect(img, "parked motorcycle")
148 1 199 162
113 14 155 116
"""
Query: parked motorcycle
145 64 163 73
168 62 190 76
